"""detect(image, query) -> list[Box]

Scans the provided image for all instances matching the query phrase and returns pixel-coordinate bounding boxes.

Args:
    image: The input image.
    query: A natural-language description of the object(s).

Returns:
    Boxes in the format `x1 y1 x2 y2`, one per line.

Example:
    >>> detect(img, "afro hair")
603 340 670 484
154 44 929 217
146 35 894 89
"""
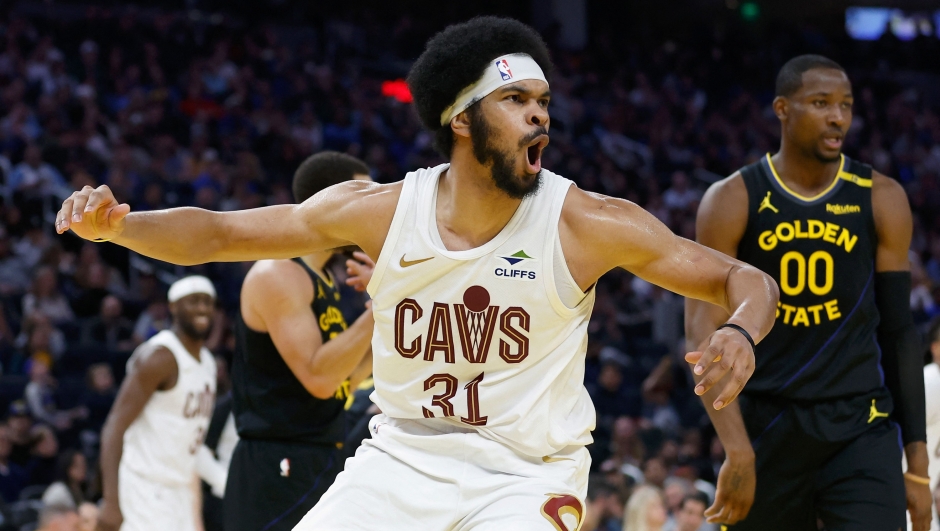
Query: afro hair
775 54 846 97
407 16 553 158
292 151 370 203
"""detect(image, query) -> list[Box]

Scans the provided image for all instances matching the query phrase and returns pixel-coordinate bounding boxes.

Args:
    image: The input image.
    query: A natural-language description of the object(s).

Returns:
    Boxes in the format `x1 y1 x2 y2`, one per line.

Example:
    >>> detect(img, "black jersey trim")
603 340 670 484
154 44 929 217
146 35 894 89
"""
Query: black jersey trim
763 154 846 206
776 270 873 392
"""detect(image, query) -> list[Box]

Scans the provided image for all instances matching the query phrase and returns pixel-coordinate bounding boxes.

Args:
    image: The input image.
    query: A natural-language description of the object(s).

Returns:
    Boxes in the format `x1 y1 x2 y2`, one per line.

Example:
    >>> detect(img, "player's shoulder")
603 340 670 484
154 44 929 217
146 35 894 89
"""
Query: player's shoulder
243 259 315 304
870 170 907 203
324 179 404 211
701 171 747 207
560 186 645 229
129 340 178 379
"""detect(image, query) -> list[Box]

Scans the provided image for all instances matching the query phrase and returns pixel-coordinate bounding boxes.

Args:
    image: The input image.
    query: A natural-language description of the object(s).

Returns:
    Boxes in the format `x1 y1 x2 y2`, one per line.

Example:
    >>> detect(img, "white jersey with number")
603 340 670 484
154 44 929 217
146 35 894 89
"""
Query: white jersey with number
906 362 940 531
367 164 596 458
120 329 216 487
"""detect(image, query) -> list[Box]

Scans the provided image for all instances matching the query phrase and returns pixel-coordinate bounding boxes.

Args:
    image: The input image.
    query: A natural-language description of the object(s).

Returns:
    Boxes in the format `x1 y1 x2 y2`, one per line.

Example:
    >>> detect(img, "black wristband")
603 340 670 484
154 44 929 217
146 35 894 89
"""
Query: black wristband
717 323 756 353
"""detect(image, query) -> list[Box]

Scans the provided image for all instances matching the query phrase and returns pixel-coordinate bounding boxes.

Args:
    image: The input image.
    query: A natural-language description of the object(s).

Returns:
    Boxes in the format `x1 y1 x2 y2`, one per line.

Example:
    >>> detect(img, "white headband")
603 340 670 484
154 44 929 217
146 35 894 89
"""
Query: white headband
439 53 548 125
168 275 216 303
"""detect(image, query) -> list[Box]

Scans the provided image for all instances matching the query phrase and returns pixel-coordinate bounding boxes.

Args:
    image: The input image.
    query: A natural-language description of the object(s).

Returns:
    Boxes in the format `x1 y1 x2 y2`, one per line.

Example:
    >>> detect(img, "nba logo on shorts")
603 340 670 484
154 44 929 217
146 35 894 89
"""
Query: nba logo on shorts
496 59 512 80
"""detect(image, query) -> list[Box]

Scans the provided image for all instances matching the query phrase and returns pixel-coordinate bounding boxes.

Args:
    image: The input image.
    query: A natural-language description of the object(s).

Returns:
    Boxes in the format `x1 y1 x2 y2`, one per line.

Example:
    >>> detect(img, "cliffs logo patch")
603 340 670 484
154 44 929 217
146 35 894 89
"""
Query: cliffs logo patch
496 250 536 281
496 59 513 81
540 494 583 531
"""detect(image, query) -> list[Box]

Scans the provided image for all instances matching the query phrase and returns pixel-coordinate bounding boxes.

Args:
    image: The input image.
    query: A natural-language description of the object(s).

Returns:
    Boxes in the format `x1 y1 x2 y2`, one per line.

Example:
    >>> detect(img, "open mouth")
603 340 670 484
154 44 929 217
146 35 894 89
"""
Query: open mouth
525 135 549 173
822 134 843 150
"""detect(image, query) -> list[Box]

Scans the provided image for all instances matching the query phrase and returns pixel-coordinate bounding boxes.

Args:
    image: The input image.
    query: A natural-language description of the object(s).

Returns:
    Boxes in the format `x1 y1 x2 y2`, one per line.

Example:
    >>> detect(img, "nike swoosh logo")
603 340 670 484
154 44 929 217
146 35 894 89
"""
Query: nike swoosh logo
400 255 434 268
542 456 572 463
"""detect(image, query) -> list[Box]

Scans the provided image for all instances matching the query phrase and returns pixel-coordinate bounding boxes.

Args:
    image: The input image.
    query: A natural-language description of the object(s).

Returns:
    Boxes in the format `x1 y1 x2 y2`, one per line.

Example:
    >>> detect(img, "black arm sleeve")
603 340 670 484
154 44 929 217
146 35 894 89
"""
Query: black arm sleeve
875 271 926 445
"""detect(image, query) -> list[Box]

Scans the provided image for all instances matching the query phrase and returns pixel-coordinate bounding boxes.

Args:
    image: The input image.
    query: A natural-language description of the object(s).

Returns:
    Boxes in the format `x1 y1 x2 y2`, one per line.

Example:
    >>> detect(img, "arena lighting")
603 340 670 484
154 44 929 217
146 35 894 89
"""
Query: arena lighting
846 7 939 40
740 2 760 21
381 79 413 103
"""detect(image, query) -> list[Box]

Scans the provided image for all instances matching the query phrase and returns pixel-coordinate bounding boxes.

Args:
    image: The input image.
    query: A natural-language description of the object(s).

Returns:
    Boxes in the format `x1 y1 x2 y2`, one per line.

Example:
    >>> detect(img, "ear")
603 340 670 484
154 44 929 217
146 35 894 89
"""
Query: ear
772 96 788 121
450 110 472 139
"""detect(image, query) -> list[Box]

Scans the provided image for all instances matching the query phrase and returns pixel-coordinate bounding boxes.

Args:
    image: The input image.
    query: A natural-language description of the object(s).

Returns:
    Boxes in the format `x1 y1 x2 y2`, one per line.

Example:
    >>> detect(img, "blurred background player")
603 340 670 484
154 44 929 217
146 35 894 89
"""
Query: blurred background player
687 55 930 530
223 151 375 531
96 276 218 531
916 318 940 531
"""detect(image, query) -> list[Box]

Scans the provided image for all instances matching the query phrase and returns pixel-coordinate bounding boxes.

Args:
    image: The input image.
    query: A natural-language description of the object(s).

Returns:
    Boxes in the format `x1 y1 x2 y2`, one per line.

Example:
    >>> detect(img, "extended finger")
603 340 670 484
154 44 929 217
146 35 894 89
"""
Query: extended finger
693 342 723 376
84 185 113 215
684 351 704 364
352 251 374 266
69 187 94 223
712 358 753 409
57 196 75 232
694 354 732 398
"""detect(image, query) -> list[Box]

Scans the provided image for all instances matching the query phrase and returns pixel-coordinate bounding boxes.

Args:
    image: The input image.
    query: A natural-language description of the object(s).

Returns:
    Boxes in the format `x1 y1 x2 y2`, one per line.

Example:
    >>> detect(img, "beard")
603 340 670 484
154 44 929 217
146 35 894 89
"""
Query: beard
178 318 211 341
468 106 544 200
813 147 842 164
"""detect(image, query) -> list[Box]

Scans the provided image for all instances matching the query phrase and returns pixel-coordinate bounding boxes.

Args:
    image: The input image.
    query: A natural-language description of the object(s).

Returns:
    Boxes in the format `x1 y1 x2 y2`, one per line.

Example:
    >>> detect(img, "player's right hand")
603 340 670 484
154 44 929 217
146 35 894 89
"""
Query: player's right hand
55 185 131 242
685 326 756 410
706 452 756 525
96 500 122 531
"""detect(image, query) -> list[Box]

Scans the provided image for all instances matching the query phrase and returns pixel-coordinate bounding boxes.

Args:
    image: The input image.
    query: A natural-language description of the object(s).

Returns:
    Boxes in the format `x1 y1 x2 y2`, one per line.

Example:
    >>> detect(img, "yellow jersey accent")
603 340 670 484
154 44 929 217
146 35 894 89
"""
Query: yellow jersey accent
758 191 779 214
837 170 872 188
868 399 888 423
766 154 844 202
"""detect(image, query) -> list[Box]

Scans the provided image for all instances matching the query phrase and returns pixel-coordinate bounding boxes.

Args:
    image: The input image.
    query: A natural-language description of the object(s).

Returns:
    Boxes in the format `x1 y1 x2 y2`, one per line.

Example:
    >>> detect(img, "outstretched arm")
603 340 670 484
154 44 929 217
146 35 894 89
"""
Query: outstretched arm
55 181 400 264
684 173 757 525
562 185 779 408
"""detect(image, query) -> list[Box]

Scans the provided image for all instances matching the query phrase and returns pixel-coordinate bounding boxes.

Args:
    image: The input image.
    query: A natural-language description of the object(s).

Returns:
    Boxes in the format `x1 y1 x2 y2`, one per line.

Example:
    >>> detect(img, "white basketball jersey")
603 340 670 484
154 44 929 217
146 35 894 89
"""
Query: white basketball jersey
367 164 596 457
121 330 216 487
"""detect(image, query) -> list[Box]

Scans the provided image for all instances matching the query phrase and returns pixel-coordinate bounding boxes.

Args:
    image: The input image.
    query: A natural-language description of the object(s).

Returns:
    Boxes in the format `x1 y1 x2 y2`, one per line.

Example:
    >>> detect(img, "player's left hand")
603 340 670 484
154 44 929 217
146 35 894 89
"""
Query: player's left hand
346 251 375 292
684 327 755 410
906 475 933 531
706 452 756 525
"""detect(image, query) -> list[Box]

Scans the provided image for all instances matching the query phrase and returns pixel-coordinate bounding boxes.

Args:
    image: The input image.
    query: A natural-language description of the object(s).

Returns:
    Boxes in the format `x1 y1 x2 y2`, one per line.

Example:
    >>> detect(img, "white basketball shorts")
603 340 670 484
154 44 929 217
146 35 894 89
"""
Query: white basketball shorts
118 465 197 531
294 414 589 531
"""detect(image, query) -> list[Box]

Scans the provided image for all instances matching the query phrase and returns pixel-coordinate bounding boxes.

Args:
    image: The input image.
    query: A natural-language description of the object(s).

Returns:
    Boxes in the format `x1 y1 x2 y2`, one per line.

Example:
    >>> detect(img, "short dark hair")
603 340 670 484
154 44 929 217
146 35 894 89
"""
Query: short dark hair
587 474 617 502
680 491 710 510
407 16 553 158
775 54 846 97
292 151 370 203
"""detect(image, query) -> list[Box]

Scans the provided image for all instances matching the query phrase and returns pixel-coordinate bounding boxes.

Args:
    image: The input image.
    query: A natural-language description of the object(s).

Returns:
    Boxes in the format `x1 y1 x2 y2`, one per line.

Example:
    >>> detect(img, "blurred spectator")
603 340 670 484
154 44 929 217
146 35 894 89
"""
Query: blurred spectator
0 422 28 503
35 503 79 531
79 363 116 437
6 143 68 200
623 485 667 531
642 457 669 490
25 424 59 487
15 312 66 369
132 299 169 344
662 491 710 531
661 172 701 212
79 295 135 351
24 359 86 431
662 477 692 526
0 226 30 296
22 267 74 325
41 449 88 508
584 476 623 531
69 262 111 319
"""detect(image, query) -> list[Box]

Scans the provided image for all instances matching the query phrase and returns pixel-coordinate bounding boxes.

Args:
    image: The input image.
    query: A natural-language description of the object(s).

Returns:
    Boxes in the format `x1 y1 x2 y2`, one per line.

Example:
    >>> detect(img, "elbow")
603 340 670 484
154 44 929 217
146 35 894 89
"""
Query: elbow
305 379 340 400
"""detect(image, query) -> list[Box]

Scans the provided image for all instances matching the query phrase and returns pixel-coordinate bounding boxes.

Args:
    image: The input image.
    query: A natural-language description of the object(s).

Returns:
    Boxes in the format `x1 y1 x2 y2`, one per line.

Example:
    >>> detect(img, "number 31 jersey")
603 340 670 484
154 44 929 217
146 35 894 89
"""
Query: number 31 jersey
367 165 596 458
737 154 881 402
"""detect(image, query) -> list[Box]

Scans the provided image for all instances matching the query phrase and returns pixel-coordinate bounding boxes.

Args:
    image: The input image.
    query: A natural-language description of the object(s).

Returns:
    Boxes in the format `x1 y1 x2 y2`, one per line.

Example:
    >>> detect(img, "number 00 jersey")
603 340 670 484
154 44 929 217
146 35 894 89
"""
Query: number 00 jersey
367 165 597 458
737 154 882 401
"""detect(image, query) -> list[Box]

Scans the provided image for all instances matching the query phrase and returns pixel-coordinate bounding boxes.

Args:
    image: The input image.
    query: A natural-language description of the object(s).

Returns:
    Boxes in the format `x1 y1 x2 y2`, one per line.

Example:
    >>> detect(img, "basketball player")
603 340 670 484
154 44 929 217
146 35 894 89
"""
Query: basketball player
96 276 217 531
56 17 779 530
686 55 931 530
224 152 375 531
913 318 940 531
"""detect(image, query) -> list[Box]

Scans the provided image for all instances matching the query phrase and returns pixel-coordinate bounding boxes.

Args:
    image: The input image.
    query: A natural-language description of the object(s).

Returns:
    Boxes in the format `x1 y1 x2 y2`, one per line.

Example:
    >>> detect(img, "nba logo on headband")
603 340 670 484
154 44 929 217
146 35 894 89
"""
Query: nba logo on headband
496 59 512 81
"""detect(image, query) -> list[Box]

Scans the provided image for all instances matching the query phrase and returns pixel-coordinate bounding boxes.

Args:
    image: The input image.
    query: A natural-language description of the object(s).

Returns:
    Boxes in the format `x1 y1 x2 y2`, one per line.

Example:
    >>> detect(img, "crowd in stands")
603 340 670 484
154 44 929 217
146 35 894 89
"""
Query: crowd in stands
0 3 937 530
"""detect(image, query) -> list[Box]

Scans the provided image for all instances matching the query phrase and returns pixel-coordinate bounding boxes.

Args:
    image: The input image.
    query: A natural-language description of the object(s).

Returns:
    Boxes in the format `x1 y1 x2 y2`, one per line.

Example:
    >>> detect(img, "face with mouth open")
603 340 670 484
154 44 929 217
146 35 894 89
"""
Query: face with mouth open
171 292 215 341
467 79 550 199
779 67 853 164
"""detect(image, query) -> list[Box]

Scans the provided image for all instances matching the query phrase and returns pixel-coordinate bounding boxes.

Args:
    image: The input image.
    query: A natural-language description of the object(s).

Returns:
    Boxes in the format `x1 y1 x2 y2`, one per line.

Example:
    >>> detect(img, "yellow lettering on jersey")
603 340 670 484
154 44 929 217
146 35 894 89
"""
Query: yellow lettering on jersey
319 306 347 331
824 299 841 320
317 283 326 300
334 379 351 401
826 203 861 215
777 299 841 327
757 221 858 253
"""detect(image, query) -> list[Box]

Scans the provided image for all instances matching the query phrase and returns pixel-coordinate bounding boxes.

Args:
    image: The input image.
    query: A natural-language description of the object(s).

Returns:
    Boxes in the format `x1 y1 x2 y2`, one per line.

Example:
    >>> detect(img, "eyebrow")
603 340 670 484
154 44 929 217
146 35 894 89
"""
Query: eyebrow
498 83 551 99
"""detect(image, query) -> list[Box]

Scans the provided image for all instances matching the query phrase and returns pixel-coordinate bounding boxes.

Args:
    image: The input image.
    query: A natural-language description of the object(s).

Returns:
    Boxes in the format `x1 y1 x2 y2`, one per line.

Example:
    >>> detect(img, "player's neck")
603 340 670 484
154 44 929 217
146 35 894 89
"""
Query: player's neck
438 150 524 251
171 325 203 360
299 251 332 278
772 144 842 196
